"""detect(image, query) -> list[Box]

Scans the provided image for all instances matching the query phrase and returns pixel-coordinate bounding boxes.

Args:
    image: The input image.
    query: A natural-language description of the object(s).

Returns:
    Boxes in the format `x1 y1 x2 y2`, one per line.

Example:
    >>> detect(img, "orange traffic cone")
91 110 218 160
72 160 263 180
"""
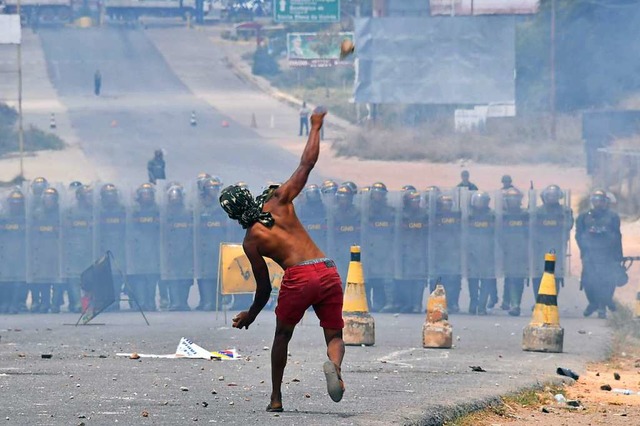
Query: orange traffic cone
221 120 229 128
110 119 118 128
522 252 564 353
342 245 375 346
422 283 452 349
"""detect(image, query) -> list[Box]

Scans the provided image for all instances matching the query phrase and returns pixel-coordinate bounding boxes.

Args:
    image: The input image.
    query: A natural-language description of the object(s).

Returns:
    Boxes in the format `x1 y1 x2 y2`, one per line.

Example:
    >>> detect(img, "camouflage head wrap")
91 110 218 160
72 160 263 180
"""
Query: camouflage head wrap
219 184 276 229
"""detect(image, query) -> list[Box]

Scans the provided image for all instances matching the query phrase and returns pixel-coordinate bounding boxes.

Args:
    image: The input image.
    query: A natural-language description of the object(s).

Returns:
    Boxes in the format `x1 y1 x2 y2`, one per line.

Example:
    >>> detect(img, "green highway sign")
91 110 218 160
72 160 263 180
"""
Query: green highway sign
273 0 340 23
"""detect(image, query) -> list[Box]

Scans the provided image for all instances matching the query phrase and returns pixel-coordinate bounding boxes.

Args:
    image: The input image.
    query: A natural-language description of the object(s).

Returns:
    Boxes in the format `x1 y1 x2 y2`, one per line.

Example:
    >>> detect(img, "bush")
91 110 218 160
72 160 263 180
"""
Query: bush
0 102 65 156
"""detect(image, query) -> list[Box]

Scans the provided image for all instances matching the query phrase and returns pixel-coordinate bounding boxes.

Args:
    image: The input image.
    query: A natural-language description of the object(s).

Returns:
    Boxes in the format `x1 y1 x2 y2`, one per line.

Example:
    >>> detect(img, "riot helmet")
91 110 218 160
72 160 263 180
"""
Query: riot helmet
541 184 564 205
76 184 93 207
31 176 49 197
42 187 59 211
7 188 25 215
303 184 322 204
321 180 339 195
335 185 354 208
136 183 156 206
341 181 358 194
590 189 608 211
503 187 523 211
68 181 83 191
370 182 388 204
401 184 417 192
470 191 491 210
202 177 222 199
403 190 421 209
167 185 185 207
196 172 212 192
437 194 454 212
100 183 120 207
424 186 441 207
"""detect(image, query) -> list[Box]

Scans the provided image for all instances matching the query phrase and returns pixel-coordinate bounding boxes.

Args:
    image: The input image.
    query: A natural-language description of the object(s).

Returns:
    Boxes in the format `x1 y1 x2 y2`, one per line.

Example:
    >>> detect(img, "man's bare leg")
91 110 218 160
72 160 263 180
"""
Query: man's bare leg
323 328 345 401
269 320 296 411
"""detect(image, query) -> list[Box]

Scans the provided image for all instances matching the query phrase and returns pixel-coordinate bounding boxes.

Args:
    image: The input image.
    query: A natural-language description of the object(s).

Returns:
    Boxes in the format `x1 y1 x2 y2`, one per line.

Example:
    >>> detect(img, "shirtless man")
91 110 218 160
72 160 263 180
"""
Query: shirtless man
219 109 345 412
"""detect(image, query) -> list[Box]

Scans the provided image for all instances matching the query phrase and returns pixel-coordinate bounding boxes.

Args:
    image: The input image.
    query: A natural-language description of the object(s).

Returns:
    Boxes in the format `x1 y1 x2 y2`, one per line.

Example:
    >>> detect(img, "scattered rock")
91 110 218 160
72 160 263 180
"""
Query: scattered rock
305 393 311 398
78 415 86 419
180 386 189 392
541 407 551 413
596 372 600 376
469 366 486 372
141 411 149 417
578 330 587 334
292 378 300 383
262 346 269 351
259 380 264 384
130 353 140 360
218 376 224 381
211 390 217 395
17 353 25 358
227 383 237 387
201 402 208 408
41 354 53 359
601 384 612 391
614 372 621 380
229 401 234 406
566 400 581 407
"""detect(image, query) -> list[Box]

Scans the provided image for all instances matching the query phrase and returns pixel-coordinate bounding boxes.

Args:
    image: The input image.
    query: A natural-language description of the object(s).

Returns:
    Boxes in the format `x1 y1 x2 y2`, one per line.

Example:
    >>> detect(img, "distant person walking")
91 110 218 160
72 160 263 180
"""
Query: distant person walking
299 102 310 137
94 70 102 96
147 149 166 185
456 170 478 191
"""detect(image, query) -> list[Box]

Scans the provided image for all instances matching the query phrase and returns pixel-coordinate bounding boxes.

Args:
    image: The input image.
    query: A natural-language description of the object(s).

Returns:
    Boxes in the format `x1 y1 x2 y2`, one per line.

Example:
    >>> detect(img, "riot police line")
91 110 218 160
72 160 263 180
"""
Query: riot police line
2 176 623 320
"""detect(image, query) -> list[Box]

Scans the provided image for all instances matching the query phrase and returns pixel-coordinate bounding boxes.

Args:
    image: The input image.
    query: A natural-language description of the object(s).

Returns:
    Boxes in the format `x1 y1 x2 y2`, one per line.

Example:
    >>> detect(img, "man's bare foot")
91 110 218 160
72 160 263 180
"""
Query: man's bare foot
323 361 345 402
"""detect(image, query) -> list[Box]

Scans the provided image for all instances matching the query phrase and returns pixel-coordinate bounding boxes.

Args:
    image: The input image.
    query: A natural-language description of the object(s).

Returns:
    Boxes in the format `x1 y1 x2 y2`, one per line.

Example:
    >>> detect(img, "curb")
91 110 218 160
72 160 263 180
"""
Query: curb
409 377 572 426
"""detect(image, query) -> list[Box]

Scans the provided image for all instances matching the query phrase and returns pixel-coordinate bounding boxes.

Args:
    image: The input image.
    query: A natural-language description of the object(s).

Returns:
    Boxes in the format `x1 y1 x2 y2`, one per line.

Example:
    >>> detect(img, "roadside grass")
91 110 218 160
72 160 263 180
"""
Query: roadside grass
332 114 583 166
447 305 640 426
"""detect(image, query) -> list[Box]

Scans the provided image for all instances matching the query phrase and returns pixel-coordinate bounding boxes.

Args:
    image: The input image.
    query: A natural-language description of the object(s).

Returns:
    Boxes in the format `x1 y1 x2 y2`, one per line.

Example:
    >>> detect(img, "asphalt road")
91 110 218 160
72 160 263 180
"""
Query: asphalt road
37 26 302 189
0 311 609 425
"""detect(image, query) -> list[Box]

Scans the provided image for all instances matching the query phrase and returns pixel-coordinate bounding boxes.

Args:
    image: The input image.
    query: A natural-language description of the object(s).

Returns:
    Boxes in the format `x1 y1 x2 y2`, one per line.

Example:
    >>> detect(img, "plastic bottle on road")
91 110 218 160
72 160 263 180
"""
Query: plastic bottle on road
612 388 635 395
554 394 566 402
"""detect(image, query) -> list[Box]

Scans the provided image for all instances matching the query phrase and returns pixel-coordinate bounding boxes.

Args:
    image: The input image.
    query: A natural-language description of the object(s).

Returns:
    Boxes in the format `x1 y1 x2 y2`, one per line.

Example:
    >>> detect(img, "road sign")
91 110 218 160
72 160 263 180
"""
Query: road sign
274 0 340 23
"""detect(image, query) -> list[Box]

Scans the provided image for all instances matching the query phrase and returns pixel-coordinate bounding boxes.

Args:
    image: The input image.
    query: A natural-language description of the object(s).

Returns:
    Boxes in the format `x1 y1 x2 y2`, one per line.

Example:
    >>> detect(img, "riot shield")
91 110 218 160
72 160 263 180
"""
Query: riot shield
0 185 27 283
531 188 574 282
61 184 95 280
125 186 161 276
393 191 428 281
465 193 496 281
194 189 229 280
327 189 361 281
297 194 329 255
429 189 462 282
160 185 195 281
499 191 529 281
360 189 396 282
26 183 63 284
95 183 127 274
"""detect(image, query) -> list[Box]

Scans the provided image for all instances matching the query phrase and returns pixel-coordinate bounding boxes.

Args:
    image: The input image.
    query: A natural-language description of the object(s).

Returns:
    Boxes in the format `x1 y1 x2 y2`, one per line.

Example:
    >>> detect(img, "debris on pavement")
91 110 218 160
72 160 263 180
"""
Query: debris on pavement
116 337 240 360
470 366 486 372
556 367 580 380
614 372 621 380
601 384 612 391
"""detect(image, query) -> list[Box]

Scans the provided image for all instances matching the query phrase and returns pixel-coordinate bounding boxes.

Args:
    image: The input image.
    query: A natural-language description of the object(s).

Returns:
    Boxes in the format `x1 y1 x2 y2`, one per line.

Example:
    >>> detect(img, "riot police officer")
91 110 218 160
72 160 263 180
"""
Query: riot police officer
430 191 462 313
500 187 530 316
97 183 127 311
532 185 573 300
466 191 496 315
362 182 395 312
22 177 49 311
59 184 94 314
161 185 194 311
394 190 428 313
329 184 361 282
27 187 61 313
195 177 227 311
297 184 328 253
126 183 161 311
341 181 358 194
148 149 166 185
576 190 623 319
0 189 26 314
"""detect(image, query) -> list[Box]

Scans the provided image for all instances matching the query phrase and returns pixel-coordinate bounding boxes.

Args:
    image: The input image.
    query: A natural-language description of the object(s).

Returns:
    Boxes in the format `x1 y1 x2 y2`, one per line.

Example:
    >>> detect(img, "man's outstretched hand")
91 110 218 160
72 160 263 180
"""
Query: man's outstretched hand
310 108 327 130
232 311 256 330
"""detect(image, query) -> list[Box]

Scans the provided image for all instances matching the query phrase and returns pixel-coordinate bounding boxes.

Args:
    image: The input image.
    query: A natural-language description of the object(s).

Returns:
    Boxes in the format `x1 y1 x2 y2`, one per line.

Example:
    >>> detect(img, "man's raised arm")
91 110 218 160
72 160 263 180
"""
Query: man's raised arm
277 109 326 203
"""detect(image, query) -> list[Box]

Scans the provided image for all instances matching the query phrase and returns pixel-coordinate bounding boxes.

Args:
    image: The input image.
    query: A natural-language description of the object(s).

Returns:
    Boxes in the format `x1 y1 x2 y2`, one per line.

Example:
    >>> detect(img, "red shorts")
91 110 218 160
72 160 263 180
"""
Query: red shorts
275 259 344 329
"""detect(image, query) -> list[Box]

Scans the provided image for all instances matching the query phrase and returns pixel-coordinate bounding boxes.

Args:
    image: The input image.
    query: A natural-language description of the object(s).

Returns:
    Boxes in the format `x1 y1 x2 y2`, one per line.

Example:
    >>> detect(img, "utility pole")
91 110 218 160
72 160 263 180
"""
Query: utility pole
17 0 24 178
550 0 557 140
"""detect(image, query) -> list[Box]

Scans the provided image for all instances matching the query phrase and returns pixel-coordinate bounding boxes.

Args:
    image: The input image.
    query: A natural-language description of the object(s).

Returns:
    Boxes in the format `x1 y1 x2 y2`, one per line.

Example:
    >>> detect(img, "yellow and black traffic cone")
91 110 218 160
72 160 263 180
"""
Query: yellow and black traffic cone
342 245 375 346
49 113 56 129
522 252 564 353
250 113 258 128
423 283 452 349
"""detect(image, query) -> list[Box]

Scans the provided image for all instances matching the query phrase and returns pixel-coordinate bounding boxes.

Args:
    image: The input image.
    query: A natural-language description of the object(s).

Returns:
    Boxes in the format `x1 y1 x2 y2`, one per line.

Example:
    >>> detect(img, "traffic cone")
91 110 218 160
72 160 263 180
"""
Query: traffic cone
110 119 118 128
422 283 452 349
190 111 197 127
221 120 229 128
49 113 56 129
342 245 375 346
250 113 257 128
522 252 564 353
